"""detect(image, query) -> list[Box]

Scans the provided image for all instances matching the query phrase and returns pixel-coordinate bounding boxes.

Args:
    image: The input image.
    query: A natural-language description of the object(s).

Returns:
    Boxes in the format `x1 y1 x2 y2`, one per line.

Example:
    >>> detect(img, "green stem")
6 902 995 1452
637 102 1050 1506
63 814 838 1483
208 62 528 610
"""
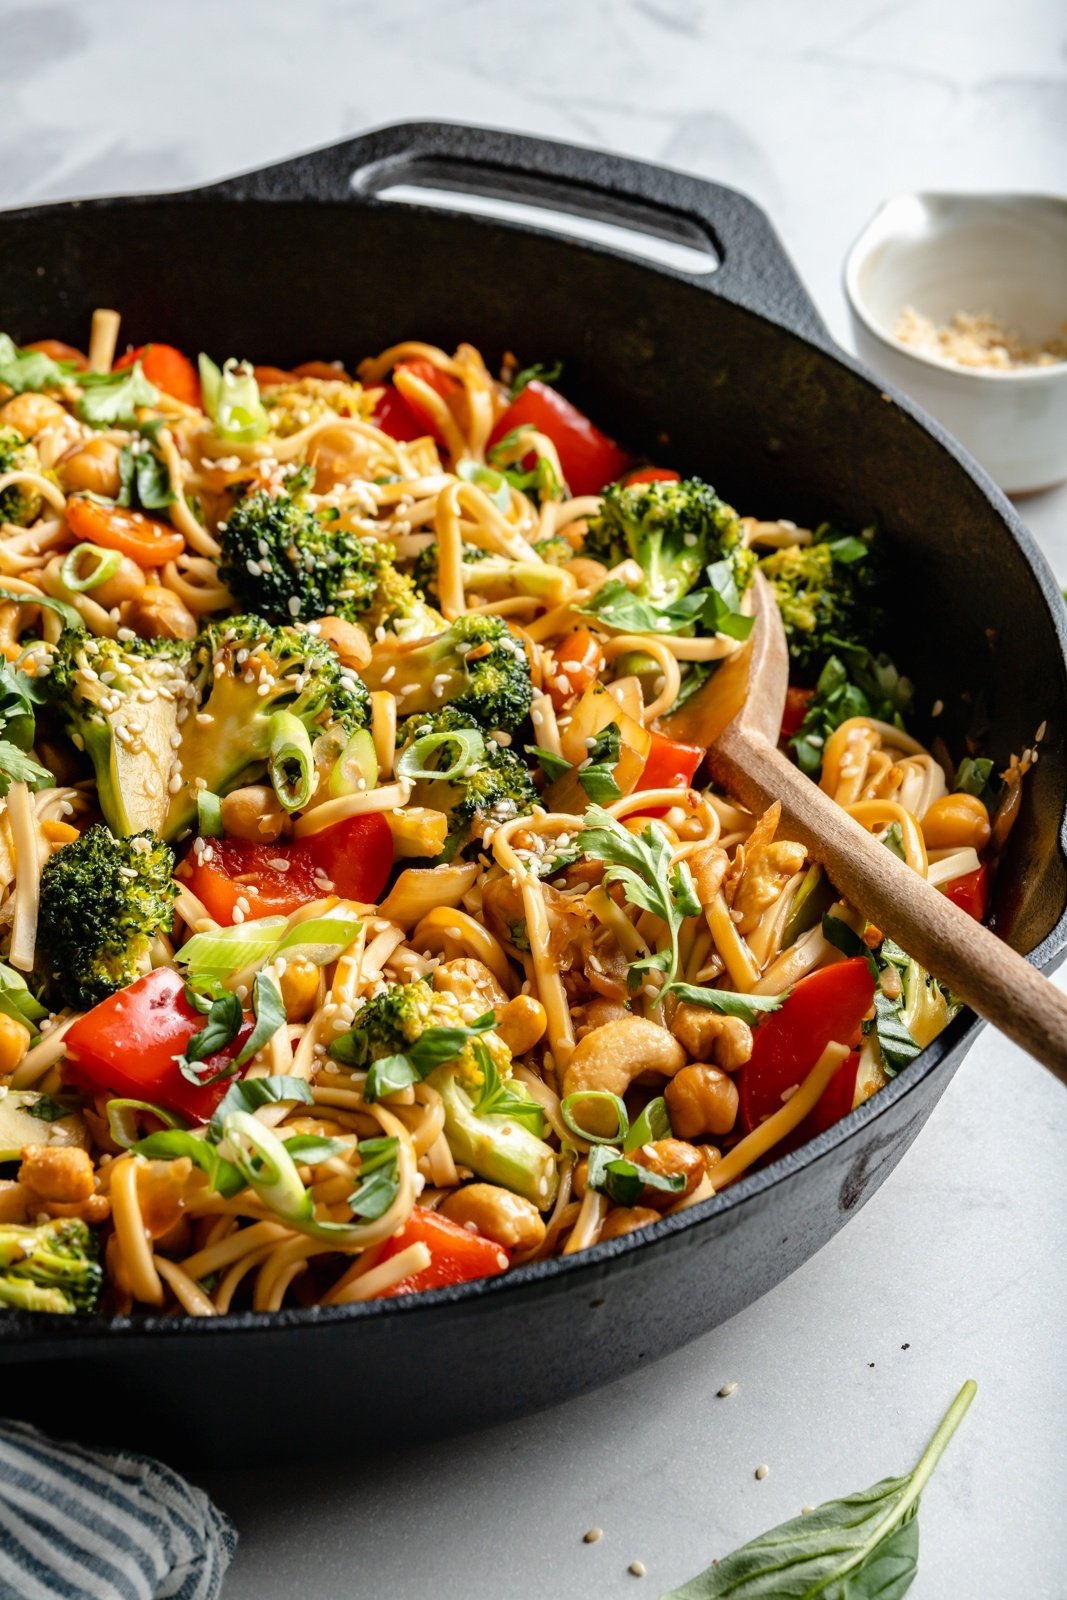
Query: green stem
267 711 314 811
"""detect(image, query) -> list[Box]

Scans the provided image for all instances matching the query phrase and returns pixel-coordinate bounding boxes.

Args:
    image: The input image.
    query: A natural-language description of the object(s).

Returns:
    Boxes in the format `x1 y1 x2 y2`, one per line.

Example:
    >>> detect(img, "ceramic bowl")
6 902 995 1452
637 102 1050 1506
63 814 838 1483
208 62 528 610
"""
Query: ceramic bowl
845 192 1067 493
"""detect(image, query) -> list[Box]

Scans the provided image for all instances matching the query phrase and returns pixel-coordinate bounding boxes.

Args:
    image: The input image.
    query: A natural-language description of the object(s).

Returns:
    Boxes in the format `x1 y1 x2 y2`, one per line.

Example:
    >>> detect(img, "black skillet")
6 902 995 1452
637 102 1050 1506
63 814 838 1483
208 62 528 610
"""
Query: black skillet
0 123 1064 1464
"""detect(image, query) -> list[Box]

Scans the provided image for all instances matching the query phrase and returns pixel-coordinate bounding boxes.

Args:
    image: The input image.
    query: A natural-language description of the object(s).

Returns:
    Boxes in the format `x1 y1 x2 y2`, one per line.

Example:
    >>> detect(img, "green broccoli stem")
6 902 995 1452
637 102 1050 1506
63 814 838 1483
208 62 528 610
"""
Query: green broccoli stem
0 1275 73 1314
427 1064 559 1207
267 711 315 811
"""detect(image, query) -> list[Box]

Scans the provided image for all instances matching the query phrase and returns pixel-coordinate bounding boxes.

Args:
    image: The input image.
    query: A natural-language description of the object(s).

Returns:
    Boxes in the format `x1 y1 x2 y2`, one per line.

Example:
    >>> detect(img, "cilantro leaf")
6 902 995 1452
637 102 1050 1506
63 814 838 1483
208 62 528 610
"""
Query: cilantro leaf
0 333 74 394
76 360 160 428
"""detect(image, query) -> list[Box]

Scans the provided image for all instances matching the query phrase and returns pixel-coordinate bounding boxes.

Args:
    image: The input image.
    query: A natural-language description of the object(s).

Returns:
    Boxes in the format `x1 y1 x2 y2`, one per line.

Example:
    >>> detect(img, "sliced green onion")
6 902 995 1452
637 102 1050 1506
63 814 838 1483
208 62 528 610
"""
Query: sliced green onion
59 542 122 594
197 789 224 838
560 1089 630 1145
457 459 511 512
219 1110 312 1223
178 916 288 978
328 728 379 797
396 727 485 783
267 710 315 811
273 911 362 965
107 1098 185 1150
623 1095 671 1154
198 354 268 443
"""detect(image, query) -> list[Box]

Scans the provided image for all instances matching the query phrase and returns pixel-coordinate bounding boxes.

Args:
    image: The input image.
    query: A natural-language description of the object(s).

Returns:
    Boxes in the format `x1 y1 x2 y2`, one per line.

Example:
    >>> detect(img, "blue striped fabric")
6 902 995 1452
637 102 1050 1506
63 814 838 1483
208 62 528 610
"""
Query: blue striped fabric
0 1421 236 1600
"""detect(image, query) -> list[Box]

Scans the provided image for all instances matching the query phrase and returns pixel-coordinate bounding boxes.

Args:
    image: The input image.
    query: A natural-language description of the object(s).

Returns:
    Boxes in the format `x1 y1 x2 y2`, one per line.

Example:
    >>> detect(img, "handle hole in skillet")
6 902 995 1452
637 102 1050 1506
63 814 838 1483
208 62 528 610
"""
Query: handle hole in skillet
357 159 719 276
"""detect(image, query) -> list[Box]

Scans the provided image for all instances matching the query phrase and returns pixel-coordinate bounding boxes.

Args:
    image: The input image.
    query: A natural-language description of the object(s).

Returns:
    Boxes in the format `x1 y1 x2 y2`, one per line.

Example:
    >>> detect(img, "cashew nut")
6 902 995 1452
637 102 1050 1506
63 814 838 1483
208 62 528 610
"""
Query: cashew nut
563 1017 686 1121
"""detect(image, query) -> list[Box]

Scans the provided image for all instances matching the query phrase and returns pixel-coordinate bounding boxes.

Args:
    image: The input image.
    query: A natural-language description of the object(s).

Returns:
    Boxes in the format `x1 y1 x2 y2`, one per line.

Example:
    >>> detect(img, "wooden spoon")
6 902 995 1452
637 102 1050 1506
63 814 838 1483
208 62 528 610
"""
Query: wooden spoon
664 573 1067 1084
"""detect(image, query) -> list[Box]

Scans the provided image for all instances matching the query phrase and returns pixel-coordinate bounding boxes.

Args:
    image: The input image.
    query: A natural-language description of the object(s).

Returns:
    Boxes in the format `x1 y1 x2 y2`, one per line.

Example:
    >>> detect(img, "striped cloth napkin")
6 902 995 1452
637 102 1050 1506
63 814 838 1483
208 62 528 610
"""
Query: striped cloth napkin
0 1420 236 1600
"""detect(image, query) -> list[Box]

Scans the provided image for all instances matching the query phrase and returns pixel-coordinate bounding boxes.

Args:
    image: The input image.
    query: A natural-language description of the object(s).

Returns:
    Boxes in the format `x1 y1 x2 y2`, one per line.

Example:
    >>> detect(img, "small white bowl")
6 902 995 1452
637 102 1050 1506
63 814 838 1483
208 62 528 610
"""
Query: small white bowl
844 193 1067 494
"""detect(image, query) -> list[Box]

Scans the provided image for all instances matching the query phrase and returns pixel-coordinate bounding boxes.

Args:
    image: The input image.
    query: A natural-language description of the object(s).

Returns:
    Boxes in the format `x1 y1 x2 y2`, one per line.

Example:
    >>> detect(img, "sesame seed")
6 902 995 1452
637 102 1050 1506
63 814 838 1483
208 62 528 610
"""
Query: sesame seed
755 1464 769 1481
628 1560 646 1578
717 1381 738 1398
583 1528 602 1545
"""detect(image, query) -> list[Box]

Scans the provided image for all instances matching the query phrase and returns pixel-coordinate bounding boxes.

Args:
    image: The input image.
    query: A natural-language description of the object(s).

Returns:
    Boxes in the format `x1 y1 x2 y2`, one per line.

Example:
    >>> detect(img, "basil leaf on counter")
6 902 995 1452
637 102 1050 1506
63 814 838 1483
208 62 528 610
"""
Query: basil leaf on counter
662 1381 976 1599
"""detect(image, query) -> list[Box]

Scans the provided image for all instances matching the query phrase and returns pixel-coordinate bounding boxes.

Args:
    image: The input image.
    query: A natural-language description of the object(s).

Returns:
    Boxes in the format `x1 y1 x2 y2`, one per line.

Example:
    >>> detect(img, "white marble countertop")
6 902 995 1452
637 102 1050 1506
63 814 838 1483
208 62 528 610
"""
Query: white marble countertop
4 0 1066 1594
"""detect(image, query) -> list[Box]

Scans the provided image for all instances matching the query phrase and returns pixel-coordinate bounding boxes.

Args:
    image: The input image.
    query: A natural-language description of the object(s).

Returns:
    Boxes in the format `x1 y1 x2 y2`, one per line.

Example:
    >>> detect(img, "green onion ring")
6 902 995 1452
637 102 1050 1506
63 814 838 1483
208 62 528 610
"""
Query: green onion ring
396 726 485 783
560 1089 630 1145
59 542 123 594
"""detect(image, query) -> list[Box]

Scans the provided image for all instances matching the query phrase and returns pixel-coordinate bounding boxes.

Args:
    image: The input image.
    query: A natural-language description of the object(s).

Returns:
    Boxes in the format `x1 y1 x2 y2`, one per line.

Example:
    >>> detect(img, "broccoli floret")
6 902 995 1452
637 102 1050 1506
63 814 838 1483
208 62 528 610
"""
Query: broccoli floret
46 631 191 837
37 823 177 1009
583 476 753 604
220 481 443 638
0 1217 102 1314
162 615 371 838
362 613 533 732
336 977 557 1204
759 526 883 677
398 707 537 858
412 541 572 609
0 428 43 527
532 535 574 566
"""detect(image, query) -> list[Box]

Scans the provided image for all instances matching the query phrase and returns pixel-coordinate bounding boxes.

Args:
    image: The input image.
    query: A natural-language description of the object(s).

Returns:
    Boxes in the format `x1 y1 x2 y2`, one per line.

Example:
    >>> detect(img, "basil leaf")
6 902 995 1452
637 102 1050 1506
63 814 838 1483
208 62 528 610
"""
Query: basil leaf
0 586 84 633
132 1129 245 1198
184 989 243 1066
661 1381 976 1600
578 721 622 804
362 1052 420 1101
822 912 869 960
869 988 923 1077
76 360 160 428
116 442 174 511
473 1044 546 1134
347 1135 401 1219
283 1133 347 1165
525 744 573 784
954 755 997 803
207 1074 313 1143
233 971 286 1069
0 660 43 752
0 333 73 394
586 1144 685 1207
623 1095 671 1153
332 1011 496 1094
23 1093 82 1124
663 983 789 1024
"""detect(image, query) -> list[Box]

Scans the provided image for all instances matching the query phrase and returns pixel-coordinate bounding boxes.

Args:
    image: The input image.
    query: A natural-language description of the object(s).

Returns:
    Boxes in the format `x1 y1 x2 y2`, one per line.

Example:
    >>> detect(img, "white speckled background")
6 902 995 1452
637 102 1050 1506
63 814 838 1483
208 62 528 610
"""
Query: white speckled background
3 1 1066 1594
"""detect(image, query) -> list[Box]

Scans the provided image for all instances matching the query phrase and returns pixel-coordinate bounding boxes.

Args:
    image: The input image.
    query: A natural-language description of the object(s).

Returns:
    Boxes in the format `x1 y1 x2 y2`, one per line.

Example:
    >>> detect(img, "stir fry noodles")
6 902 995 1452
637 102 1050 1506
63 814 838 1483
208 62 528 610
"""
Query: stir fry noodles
0 316 1029 1315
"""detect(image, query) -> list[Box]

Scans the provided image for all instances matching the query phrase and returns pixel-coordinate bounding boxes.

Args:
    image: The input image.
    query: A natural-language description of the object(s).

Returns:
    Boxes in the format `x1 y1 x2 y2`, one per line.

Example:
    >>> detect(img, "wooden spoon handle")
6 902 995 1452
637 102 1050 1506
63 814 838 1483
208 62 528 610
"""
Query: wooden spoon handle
712 723 1067 1084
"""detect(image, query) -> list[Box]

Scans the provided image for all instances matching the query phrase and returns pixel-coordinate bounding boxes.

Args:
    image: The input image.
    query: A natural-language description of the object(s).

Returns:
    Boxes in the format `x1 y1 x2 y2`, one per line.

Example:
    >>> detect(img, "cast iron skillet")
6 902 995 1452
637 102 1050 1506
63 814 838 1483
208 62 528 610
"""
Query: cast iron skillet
0 123 1065 1464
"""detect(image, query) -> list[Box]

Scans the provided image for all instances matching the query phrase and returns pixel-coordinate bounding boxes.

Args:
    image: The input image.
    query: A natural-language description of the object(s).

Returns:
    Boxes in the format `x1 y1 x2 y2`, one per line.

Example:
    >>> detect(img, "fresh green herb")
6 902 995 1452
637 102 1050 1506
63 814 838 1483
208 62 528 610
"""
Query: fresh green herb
340 1010 497 1102
488 427 563 500
346 1135 400 1219
585 1144 684 1206
560 1089 629 1145
579 562 753 643
0 585 84 632
663 983 789 1023
456 460 511 513
0 742 51 798
472 1044 546 1134
822 912 872 964
511 359 562 397
576 805 700 1001
791 647 912 779
525 744 574 784
132 1128 245 1198
116 440 175 510
954 755 1000 809
76 361 160 429
233 971 286 1069
622 1095 671 1153
181 989 243 1069
661 1380 977 1599
578 722 622 804
207 1074 313 1142
0 333 73 394
869 988 923 1076
23 1093 81 1124
283 1133 347 1165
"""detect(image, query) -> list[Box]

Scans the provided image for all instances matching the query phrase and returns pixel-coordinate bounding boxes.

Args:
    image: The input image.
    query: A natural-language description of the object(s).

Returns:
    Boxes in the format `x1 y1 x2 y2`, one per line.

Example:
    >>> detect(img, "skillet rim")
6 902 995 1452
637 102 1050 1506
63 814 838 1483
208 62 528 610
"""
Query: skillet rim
0 124 1065 1347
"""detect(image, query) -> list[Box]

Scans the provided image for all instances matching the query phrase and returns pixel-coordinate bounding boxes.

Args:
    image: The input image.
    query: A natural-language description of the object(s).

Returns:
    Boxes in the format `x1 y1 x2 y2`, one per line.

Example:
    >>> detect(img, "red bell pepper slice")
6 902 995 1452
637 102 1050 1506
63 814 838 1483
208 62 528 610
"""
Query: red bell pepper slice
488 381 631 496
371 1206 509 1298
373 383 428 442
114 343 201 408
623 467 681 486
180 813 394 925
780 685 814 740
739 958 876 1132
636 730 705 791
944 863 989 922
63 967 253 1124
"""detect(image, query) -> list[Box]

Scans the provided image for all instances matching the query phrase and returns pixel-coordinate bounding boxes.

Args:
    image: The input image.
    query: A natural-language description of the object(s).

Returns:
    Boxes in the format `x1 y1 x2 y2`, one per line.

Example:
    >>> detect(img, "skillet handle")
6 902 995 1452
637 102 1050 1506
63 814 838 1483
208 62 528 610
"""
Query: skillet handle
205 121 831 345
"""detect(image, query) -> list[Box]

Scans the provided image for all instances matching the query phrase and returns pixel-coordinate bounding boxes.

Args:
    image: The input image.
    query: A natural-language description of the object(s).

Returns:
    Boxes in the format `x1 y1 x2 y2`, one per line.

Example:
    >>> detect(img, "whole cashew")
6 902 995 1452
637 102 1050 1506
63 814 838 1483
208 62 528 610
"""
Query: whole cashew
563 1017 686 1124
